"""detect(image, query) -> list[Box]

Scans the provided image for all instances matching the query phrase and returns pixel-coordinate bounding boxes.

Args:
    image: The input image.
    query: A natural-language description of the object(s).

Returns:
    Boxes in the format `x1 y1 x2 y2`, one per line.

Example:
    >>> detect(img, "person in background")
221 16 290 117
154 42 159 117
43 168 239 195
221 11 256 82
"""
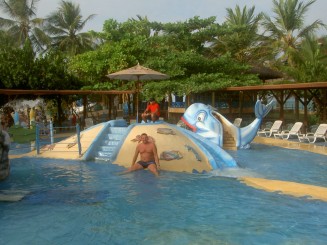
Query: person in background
72 113 77 126
0 121 6 131
141 98 160 123
29 107 36 129
0 127 10 180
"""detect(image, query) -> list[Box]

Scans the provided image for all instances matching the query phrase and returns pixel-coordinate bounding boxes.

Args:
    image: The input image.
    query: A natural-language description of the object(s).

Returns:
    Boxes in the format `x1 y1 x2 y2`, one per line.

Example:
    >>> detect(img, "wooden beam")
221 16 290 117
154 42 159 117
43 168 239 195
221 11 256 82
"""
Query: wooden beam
0 89 136 95
222 82 327 91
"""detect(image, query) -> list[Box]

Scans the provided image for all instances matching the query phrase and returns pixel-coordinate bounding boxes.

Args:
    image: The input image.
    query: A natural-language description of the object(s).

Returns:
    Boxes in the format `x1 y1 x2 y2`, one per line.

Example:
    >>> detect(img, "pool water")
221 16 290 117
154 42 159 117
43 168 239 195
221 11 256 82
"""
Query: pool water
1 144 327 244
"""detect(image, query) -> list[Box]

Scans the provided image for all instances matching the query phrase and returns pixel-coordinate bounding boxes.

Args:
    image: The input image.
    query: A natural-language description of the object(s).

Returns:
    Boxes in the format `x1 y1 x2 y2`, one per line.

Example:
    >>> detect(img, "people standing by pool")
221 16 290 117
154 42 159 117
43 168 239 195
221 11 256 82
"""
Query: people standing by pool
0 121 6 131
29 107 36 128
127 133 160 176
72 113 77 126
141 98 160 123
0 128 10 180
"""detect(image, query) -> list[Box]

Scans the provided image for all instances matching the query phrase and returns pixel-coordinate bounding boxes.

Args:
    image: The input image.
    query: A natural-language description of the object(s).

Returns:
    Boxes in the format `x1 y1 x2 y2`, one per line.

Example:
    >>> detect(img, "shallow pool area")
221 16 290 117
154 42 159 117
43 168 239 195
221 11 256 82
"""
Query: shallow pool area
1 143 327 244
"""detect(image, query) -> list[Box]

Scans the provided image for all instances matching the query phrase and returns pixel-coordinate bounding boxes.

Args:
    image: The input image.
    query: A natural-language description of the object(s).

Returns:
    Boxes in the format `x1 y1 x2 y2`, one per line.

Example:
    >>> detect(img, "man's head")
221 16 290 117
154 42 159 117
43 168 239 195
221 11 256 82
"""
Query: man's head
149 98 155 104
140 133 149 143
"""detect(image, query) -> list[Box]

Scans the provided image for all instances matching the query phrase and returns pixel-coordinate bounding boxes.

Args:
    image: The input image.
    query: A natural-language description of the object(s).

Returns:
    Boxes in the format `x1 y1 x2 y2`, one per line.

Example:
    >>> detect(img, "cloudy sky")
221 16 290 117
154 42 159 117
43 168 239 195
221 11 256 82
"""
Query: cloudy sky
3 0 327 35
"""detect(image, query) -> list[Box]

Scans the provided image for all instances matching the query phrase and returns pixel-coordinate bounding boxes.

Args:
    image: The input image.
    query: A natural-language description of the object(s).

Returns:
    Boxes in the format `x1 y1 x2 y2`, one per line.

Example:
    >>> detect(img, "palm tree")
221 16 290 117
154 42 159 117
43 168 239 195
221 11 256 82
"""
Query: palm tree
262 0 325 66
0 29 16 48
0 0 47 52
262 0 326 123
211 5 266 63
225 5 262 28
44 0 96 56
285 35 327 81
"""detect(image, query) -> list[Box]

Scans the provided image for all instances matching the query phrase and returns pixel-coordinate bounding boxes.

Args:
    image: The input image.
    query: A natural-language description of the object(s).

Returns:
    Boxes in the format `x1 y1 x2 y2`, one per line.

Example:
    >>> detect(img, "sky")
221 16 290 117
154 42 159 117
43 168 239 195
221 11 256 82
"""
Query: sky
2 0 327 35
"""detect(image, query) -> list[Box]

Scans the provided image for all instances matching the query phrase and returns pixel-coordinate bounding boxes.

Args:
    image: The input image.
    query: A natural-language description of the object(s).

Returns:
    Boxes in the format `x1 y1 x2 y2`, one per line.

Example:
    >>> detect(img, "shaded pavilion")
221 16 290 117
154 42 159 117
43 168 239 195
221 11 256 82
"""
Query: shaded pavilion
217 82 327 130
0 82 326 130
0 89 136 126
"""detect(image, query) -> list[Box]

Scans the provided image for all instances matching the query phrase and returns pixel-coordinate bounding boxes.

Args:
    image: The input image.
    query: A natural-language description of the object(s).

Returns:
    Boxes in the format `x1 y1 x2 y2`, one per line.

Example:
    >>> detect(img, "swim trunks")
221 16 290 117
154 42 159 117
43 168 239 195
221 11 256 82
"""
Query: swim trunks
137 160 156 168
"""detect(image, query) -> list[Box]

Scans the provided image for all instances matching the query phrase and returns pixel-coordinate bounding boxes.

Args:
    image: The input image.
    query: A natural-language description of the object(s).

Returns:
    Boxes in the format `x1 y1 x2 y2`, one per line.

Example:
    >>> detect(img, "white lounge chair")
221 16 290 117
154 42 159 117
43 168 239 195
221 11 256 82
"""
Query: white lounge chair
257 120 283 137
308 124 319 134
298 123 327 143
274 122 303 140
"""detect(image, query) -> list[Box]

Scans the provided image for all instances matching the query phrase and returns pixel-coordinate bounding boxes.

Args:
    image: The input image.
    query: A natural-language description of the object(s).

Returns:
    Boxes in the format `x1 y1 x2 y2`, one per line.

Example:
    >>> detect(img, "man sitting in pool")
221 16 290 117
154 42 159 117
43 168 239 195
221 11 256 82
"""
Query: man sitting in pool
126 133 160 176
141 98 160 123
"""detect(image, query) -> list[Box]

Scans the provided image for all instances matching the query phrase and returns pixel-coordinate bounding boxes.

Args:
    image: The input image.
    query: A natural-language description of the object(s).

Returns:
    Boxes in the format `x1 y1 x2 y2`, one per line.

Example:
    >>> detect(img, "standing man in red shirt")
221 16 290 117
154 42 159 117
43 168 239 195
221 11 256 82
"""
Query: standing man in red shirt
141 98 160 123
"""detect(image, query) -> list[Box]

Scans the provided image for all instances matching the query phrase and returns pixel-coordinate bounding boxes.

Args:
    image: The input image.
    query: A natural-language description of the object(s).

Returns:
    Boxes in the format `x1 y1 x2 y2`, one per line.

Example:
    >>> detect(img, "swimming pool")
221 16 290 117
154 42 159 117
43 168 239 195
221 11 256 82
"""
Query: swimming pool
1 144 327 244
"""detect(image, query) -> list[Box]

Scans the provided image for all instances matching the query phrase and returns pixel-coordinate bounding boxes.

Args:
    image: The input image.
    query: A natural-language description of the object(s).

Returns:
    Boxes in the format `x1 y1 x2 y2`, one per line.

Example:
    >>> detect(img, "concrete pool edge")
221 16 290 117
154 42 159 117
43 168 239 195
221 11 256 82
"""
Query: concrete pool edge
253 136 327 156
240 177 327 202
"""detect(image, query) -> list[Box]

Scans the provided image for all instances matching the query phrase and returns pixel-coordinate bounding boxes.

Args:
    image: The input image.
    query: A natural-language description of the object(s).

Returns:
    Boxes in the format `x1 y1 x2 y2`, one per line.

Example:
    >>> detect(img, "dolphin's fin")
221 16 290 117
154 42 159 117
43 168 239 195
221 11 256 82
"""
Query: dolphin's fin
255 100 275 119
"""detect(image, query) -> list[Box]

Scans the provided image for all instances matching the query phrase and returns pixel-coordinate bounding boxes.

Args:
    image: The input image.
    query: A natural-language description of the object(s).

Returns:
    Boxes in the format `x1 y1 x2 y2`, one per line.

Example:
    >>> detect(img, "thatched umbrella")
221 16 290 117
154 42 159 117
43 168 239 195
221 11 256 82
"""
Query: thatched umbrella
107 63 169 121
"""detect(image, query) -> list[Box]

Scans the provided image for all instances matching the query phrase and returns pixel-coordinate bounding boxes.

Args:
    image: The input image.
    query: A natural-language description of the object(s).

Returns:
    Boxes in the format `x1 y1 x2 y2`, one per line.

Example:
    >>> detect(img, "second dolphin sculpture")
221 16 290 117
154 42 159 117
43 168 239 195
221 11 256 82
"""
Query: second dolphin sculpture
181 100 275 149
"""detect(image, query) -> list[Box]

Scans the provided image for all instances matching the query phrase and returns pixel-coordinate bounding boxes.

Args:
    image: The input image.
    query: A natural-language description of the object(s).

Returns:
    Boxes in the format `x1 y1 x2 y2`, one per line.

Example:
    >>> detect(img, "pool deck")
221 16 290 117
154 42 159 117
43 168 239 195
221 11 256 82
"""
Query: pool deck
9 123 105 160
244 136 327 202
253 136 327 156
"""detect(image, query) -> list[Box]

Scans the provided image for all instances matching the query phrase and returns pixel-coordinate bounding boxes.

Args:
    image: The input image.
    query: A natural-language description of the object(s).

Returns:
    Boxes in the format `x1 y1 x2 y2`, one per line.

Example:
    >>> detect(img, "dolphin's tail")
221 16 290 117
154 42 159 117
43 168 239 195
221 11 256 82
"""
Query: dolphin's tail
255 100 275 119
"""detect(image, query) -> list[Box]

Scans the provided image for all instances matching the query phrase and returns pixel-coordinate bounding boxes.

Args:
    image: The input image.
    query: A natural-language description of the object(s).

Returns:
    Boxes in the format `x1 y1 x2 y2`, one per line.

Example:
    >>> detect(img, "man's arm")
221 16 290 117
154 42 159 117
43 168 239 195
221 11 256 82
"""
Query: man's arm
144 103 151 113
131 146 139 167
152 143 160 169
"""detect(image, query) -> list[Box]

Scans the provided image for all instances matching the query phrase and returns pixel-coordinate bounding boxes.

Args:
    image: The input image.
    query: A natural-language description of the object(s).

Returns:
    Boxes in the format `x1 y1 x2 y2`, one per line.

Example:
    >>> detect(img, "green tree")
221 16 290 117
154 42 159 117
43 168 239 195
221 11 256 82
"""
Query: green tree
212 5 268 64
0 0 47 52
284 35 327 82
0 42 35 89
0 44 83 115
102 16 152 43
44 0 96 55
143 52 261 102
284 35 327 122
262 0 325 66
0 44 81 90
158 16 219 54
143 17 261 99
0 29 16 48
69 17 261 102
68 35 152 89
32 51 82 90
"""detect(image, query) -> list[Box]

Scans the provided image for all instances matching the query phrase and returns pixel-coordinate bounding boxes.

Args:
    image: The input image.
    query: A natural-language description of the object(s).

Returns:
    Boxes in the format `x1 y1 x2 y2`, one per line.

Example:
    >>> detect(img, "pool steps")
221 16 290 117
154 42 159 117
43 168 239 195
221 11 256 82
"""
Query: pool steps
95 126 128 161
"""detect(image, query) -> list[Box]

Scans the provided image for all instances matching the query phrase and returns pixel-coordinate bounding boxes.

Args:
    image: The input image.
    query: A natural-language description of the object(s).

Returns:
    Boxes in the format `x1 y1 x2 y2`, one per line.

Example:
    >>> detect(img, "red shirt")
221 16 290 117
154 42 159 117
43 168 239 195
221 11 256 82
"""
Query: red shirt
146 102 160 116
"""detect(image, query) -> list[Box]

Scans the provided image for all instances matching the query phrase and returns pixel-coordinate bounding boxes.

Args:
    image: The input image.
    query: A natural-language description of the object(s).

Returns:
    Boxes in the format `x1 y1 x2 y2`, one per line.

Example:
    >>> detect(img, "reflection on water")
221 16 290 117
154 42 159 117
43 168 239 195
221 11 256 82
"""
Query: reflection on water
209 167 263 179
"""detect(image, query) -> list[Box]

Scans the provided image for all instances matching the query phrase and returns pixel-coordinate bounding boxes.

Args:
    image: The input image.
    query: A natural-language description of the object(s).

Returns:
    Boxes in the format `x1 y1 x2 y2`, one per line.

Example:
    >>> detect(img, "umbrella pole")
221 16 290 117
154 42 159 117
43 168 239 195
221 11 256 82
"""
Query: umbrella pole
136 92 139 123
136 78 140 123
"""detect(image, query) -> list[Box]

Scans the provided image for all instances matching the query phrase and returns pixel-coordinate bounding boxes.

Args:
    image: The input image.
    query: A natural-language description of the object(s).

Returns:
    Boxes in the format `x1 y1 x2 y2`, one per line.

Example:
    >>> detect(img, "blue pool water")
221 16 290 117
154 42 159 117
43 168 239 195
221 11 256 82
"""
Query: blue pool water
1 144 327 244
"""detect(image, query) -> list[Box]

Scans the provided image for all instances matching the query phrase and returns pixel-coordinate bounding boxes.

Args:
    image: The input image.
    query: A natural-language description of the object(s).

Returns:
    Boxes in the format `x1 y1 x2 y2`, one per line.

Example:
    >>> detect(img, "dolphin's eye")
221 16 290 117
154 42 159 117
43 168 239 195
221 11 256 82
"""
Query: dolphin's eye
197 112 205 122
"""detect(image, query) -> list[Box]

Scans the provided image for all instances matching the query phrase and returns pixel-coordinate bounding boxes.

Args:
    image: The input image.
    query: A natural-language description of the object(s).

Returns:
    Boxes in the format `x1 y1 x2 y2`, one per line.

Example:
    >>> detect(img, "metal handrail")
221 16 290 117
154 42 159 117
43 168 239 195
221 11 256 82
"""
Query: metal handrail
35 122 81 156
